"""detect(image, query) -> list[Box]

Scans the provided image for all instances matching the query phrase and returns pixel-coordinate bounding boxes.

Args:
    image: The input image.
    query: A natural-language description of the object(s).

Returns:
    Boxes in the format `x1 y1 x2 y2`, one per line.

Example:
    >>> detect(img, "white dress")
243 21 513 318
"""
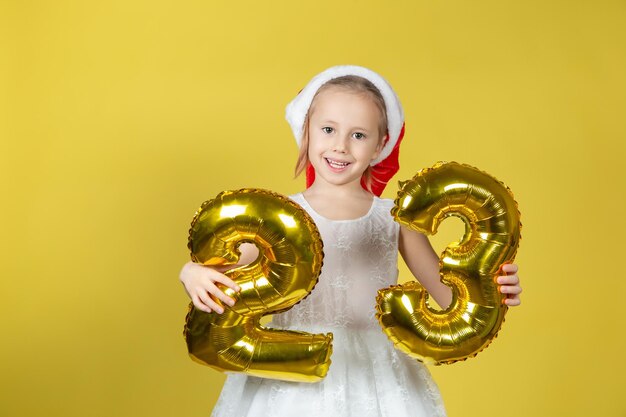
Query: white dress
211 193 447 417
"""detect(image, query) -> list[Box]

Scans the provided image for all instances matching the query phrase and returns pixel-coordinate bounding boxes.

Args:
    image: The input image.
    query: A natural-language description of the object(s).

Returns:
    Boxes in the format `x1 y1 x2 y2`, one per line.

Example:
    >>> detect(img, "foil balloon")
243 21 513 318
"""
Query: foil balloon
376 161 521 365
183 189 332 382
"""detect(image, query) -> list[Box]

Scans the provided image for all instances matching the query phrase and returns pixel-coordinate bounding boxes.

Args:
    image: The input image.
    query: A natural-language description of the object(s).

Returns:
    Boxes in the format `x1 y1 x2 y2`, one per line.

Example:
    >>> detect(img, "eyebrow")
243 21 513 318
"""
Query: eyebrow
319 120 371 131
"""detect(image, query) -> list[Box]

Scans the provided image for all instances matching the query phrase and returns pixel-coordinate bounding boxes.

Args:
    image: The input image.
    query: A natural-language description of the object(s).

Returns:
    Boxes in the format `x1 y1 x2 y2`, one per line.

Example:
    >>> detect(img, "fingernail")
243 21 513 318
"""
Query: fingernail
227 299 235 306
236 286 241 292
217 307 224 314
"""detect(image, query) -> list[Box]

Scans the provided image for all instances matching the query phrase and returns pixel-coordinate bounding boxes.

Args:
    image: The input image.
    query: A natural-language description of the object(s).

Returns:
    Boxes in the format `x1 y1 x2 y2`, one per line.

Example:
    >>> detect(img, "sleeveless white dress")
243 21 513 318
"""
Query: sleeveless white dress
211 193 447 417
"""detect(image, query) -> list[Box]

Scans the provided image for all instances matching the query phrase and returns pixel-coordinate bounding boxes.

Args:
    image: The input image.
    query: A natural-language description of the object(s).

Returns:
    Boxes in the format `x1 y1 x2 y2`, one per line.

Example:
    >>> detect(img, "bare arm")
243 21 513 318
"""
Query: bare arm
398 226 522 308
179 243 259 313
398 225 453 309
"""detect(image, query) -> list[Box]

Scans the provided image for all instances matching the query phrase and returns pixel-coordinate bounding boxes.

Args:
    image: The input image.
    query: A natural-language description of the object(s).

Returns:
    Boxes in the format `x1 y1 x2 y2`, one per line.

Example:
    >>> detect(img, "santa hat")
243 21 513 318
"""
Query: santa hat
285 65 405 196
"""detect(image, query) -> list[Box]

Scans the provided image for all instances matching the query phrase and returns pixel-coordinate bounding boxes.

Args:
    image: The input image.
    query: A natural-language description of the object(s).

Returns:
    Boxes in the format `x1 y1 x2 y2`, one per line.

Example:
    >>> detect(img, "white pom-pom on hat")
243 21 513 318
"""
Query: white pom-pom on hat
285 65 405 166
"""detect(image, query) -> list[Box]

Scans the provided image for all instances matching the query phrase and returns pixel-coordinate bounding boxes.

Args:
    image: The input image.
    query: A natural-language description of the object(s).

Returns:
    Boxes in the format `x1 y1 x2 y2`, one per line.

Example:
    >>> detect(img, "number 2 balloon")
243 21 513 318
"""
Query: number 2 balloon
183 189 332 382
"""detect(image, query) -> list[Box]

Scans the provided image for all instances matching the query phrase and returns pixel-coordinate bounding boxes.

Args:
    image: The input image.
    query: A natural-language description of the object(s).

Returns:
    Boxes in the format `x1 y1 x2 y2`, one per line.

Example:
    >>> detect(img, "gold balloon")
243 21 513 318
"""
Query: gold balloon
183 189 332 382
376 161 521 365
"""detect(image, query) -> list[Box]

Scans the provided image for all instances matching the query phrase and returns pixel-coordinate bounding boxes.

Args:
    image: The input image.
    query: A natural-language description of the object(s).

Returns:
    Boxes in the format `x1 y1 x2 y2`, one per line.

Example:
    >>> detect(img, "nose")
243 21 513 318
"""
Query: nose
332 133 349 153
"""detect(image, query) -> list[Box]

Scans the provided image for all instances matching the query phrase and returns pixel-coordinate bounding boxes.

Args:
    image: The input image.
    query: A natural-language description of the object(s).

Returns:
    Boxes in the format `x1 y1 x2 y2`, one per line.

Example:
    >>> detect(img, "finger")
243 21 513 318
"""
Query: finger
192 263 241 293
191 293 214 313
210 272 241 293
497 274 519 285
205 281 237 307
499 285 523 295
197 289 225 314
500 263 518 274
504 297 521 307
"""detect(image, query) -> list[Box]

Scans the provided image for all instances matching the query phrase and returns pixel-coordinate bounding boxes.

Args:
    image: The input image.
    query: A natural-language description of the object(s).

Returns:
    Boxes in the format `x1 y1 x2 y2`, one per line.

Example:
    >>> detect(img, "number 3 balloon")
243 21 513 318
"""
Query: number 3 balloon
376 161 521 365
183 189 332 382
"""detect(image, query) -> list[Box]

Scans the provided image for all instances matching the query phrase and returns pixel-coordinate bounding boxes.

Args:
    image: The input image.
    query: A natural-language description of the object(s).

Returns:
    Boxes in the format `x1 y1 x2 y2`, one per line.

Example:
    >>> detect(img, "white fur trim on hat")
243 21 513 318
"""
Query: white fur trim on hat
285 65 404 166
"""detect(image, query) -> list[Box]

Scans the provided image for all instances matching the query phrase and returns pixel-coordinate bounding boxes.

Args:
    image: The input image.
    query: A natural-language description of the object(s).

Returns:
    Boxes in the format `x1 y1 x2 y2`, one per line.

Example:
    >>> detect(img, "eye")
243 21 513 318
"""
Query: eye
353 132 366 140
322 127 334 134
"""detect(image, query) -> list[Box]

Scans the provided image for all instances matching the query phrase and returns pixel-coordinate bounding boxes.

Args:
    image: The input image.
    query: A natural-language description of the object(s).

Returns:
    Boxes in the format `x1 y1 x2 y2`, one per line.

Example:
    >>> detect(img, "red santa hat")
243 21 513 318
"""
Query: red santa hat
285 65 405 196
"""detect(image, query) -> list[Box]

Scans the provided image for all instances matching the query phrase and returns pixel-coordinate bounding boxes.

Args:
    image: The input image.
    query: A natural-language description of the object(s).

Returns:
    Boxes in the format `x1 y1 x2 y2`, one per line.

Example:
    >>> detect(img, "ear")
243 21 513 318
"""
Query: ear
371 133 388 161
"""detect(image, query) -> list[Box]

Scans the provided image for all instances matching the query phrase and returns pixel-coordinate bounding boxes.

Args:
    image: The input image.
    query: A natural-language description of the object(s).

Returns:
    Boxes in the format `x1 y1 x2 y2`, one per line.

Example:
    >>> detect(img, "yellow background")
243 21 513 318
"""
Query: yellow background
1 1 625 416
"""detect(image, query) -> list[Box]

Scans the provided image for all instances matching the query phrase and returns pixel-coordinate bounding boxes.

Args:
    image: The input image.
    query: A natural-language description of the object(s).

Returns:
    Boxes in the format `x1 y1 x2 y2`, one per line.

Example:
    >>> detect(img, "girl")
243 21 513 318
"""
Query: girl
179 65 522 417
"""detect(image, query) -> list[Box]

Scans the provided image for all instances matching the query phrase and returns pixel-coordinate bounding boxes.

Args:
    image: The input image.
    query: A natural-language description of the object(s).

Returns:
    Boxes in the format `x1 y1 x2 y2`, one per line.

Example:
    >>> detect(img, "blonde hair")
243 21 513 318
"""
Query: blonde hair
294 75 389 192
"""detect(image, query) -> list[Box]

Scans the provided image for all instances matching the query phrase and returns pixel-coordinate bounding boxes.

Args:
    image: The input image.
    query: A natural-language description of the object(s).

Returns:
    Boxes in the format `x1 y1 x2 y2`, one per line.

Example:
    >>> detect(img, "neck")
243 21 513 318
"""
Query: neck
304 178 372 200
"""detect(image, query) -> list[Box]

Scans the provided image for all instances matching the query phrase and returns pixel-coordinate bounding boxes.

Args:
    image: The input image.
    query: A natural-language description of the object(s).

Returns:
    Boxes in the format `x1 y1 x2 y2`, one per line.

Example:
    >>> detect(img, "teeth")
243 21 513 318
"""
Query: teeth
326 158 349 168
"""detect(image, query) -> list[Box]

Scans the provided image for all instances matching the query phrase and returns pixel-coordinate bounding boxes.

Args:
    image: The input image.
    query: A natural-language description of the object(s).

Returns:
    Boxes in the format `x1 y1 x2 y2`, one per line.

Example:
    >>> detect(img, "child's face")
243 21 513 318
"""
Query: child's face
307 87 385 189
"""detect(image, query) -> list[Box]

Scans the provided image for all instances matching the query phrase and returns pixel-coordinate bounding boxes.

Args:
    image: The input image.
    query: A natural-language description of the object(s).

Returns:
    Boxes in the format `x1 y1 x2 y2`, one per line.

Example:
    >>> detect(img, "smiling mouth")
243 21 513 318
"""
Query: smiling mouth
324 158 351 170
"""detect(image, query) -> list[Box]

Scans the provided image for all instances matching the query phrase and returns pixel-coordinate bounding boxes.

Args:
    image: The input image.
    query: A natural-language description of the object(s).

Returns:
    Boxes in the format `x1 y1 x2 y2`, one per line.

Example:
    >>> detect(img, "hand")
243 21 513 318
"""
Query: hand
179 261 241 314
497 263 522 307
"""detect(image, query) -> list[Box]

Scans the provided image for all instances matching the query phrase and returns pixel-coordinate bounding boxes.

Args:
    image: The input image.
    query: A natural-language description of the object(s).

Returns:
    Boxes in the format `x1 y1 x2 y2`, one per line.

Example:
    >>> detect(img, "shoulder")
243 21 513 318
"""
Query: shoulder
375 196 396 212
288 193 310 215
288 192 304 204
372 197 399 234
